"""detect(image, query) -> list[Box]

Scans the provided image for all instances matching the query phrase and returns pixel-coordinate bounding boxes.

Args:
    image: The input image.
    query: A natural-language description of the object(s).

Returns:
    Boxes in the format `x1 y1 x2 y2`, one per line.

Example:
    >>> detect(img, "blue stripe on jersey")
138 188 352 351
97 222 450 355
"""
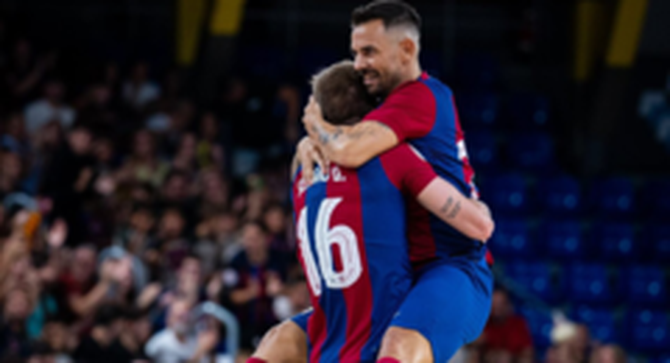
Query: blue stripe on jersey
414 77 468 194
304 179 347 363
413 77 486 260
358 159 413 360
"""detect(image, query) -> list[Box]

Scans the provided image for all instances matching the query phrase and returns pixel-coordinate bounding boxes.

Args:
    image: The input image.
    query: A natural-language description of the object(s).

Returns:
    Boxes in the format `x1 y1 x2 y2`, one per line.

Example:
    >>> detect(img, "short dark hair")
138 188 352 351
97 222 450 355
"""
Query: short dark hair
311 60 377 126
351 0 421 34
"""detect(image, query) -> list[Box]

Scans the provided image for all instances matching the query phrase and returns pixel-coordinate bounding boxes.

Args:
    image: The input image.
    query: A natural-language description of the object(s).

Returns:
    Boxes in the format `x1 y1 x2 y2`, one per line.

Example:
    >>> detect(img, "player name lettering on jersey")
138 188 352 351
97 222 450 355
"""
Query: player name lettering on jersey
297 166 347 196
312 165 347 184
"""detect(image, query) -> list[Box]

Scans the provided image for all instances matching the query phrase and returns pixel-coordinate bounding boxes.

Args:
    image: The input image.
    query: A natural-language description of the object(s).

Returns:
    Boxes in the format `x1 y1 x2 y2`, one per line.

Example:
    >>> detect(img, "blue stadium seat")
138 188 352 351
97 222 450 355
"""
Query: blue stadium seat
456 92 500 130
465 131 498 172
489 218 533 258
455 53 499 91
537 176 582 217
593 222 638 262
480 174 530 215
642 180 670 221
649 224 670 262
652 355 670 363
573 305 619 344
626 309 670 353
625 266 667 306
590 178 637 219
518 307 553 350
506 262 564 303
567 264 619 304
507 93 551 130
506 132 555 172
544 220 586 261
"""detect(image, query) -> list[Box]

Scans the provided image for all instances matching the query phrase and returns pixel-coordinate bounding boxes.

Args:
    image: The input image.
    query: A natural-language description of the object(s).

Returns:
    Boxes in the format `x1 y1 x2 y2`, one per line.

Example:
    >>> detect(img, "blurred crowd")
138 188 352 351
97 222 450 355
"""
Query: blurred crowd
0 19 634 363
0 22 309 362
455 288 628 363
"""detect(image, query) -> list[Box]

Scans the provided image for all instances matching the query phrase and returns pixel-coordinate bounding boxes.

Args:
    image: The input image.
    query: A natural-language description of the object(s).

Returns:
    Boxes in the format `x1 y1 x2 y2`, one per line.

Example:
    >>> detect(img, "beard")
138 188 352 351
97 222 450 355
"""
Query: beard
360 68 403 99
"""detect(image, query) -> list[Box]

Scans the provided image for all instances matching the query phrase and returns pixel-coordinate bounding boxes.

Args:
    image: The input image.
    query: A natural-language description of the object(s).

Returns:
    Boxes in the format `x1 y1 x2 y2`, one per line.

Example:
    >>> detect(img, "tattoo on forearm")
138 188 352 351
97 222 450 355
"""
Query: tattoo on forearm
312 120 387 147
440 197 454 213
447 201 461 219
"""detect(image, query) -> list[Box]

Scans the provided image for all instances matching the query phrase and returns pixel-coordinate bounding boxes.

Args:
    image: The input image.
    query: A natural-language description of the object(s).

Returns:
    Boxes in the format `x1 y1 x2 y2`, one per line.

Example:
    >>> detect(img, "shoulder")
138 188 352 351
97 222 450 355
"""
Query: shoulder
386 80 435 104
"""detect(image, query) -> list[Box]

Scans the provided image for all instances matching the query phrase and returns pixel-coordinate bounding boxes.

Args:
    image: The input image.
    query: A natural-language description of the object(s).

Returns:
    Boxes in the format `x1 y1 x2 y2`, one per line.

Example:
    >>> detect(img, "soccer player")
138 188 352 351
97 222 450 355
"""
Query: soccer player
297 1 495 362
250 61 493 362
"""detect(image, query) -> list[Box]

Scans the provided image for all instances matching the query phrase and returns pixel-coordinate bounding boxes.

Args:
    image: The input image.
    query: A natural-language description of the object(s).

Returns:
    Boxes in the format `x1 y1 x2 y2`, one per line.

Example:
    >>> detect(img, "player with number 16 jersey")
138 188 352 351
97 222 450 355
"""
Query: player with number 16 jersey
292 145 436 362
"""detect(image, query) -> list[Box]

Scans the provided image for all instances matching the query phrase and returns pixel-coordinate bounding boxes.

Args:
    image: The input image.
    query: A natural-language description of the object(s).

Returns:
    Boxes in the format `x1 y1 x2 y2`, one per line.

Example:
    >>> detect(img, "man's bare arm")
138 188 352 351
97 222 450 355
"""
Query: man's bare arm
417 178 495 242
303 97 398 168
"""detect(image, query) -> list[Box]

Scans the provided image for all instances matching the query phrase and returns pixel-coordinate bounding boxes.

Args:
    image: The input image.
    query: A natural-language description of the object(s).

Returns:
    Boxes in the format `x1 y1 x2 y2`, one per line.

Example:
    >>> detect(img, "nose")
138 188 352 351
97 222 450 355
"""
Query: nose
353 54 366 71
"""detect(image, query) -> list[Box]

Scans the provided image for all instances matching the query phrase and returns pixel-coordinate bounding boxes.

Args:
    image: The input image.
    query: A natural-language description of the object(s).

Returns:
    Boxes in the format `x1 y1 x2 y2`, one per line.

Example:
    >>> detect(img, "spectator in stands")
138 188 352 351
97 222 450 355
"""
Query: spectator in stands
271 276 309 321
197 169 230 219
148 208 190 280
39 125 95 246
122 61 160 110
40 317 76 362
116 129 169 188
196 112 225 171
5 39 56 106
547 323 592 363
1 113 29 156
478 288 534 363
114 204 156 257
194 208 241 273
57 245 121 323
72 304 135 362
75 83 116 136
0 287 34 360
0 150 24 198
263 203 291 255
145 298 219 363
158 255 205 308
225 220 285 349
24 79 75 137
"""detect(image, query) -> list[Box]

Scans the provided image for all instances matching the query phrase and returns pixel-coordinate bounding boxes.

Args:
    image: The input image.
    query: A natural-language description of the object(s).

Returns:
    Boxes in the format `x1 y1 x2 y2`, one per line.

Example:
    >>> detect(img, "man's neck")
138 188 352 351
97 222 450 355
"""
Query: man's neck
391 64 423 93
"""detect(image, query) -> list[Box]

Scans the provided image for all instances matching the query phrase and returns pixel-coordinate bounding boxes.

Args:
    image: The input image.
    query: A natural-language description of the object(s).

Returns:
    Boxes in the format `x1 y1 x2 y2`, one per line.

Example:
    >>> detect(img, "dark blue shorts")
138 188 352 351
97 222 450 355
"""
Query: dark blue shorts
391 257 493 362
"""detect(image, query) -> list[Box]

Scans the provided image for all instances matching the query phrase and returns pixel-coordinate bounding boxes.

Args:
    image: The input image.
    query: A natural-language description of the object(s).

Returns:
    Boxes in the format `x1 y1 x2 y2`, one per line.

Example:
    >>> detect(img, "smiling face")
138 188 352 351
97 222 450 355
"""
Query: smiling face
351 18 421 99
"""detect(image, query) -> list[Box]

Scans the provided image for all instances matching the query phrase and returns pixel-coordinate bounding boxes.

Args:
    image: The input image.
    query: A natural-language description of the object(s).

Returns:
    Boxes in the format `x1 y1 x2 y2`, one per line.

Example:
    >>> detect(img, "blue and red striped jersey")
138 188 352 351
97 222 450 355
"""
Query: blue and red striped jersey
291 144 437 362
365 72 490 266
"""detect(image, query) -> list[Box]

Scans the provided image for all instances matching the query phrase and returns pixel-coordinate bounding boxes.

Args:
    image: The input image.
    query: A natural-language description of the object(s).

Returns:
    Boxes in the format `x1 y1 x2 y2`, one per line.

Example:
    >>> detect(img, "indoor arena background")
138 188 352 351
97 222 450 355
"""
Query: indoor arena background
0 0 669 362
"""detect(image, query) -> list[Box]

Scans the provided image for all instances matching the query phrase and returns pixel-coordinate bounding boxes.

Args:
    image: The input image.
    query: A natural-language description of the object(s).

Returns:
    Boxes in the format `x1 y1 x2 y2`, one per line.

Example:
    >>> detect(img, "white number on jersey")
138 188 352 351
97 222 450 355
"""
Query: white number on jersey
297 197 363 297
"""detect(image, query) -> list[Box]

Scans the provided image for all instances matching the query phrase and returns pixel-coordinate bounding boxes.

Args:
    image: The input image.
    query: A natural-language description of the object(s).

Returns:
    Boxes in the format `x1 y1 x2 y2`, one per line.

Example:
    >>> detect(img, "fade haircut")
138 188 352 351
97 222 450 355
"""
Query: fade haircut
311 60 377 126
351 0 421 40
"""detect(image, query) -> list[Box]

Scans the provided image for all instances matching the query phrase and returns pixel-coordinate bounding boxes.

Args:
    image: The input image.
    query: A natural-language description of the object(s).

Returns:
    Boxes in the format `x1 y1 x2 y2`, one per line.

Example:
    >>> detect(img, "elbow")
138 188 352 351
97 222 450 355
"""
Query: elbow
477 218 495 242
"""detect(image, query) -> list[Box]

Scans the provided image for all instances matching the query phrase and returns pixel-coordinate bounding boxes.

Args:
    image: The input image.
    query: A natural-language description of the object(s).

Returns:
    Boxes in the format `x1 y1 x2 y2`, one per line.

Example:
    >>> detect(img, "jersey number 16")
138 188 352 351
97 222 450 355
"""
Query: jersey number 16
297 197 363 297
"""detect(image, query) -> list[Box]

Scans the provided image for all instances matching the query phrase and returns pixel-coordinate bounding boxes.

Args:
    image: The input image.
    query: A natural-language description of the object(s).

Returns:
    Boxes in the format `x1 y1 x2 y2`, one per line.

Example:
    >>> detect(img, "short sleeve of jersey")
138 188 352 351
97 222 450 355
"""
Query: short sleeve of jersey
379 144 437 197
364 81 437 141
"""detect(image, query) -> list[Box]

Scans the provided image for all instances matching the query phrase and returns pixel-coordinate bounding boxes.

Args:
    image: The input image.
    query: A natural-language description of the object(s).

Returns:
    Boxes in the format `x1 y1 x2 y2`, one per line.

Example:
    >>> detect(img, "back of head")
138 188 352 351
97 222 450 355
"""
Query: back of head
311 60 377 126
351 0 422 39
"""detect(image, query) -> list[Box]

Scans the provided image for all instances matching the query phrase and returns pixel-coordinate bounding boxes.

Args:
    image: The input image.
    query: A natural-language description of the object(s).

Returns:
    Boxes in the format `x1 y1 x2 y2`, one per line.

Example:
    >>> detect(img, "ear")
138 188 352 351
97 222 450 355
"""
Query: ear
399 37 417 64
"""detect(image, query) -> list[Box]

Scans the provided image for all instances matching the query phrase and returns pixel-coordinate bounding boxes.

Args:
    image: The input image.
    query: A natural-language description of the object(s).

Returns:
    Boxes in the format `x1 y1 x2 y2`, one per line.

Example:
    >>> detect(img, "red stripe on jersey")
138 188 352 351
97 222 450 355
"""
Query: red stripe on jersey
327 167 373 362
308 303 328 363
452 96 478 199
406 198 438 268
291 173 327 362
